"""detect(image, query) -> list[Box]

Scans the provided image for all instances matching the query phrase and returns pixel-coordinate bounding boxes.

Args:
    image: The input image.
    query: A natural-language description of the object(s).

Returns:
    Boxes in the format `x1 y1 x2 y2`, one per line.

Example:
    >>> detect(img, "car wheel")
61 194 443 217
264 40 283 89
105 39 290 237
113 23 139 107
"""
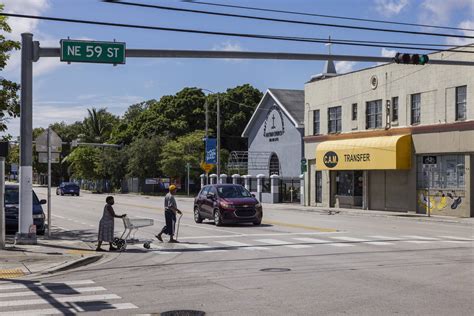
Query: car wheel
56 190 59 195
60 191 64 196
194 207 203 223
253 220 262 226
214 209 222 226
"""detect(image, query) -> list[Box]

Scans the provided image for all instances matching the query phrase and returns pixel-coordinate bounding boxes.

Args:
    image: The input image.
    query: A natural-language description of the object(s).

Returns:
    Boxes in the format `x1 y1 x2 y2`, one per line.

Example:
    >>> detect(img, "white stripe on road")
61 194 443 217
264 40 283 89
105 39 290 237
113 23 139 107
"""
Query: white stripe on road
402 235 440 240
0 294 121 308
0 287 106 298
0 280 95 291
439 236 473 241
441 240 471 244
215 241 269 250
330 236 393 246
369 235 401 240
331 237 370 242
256 239 312 249
179 231 340 240
293 237 329 244
0 303 138 316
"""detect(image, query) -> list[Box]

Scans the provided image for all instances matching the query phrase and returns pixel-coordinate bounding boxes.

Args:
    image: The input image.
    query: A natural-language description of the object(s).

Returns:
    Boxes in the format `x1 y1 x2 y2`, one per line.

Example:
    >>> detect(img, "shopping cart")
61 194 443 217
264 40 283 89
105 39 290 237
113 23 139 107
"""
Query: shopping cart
112 216 154 251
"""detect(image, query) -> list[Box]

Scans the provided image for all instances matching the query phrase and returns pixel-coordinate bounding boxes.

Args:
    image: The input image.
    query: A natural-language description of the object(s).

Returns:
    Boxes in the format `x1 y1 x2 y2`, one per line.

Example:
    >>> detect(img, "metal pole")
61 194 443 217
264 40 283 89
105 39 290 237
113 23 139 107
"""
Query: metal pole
18 33 35 243
47 128 52 237
0 157 5 249
186 163 190 197
216 96 221 177
205 99 208 138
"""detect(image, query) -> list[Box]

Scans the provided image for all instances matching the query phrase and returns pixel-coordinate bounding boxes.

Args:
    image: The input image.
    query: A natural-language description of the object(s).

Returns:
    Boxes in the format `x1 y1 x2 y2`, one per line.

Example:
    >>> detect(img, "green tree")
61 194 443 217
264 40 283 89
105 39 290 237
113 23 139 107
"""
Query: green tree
126 136 167 178
65 146 101 180
0 5 21 133
95 147 127 190
160 130 206 180
82 108 119 143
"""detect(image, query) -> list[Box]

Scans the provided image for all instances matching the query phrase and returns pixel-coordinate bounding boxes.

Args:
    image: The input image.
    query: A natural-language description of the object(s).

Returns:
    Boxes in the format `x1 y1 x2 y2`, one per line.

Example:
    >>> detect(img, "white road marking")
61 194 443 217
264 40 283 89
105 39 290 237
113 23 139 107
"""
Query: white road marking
215 240 269 250
255 239 312 249
0 294 121 308
331 236 370 242
365 242 394 246
286 244 312 249
0 280 95 291
0 287 106 298
52 214 66 219
441 240 470 244
369 235 401 240
402 235 440 240
402 240 432 244
439 236 474 241
180 231 340 240
293 237 329 243
0 303 138 316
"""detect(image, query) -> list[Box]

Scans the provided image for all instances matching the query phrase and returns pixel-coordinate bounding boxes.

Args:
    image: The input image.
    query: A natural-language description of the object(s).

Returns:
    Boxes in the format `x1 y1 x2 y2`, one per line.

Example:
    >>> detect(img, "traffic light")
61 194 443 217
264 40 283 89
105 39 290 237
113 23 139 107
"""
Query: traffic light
394 53 429 65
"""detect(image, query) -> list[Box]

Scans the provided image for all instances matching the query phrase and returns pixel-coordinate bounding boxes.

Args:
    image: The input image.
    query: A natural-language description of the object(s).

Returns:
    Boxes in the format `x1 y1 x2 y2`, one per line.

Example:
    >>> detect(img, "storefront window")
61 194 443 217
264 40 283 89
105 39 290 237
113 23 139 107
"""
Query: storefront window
417 155 465 189
336 171 363 196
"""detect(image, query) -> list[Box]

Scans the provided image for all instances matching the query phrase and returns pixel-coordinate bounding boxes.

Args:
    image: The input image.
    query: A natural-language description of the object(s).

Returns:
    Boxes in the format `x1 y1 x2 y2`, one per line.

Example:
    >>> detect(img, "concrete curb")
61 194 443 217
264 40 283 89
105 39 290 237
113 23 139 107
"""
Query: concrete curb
43 255 103 275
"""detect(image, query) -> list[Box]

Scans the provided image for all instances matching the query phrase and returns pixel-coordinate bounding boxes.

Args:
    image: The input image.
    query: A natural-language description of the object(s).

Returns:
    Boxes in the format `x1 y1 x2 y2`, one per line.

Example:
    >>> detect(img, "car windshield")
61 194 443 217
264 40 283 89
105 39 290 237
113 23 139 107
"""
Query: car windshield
217 186 252 199
4 188 40 205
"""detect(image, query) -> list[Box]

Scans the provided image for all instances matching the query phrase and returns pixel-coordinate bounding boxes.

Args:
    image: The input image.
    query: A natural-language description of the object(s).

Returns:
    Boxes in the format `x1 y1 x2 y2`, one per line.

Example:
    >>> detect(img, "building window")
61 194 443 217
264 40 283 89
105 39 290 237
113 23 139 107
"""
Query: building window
391 97 399 122
313 110 320 135
328 106 342 134
417 155 465 189
315 171 322 203
456 86 467 121
366 100 382 129
351 103 357 121
411 93 421 125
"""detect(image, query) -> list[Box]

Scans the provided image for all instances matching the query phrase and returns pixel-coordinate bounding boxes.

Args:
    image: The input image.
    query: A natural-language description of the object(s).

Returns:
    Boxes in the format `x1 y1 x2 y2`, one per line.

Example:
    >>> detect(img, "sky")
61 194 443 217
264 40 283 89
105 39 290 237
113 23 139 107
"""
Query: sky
1 0 473 137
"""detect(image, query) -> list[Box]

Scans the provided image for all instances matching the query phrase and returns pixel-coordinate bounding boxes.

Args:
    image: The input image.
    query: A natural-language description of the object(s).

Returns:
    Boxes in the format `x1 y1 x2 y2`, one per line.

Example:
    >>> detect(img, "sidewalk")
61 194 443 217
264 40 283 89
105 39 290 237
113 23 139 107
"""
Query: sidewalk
264 202 474 225
0 231 104 280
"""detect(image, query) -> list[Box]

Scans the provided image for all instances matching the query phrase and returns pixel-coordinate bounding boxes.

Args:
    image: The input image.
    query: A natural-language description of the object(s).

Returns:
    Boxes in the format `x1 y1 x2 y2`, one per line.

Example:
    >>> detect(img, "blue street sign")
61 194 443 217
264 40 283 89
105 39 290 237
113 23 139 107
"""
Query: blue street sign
205 138 217 164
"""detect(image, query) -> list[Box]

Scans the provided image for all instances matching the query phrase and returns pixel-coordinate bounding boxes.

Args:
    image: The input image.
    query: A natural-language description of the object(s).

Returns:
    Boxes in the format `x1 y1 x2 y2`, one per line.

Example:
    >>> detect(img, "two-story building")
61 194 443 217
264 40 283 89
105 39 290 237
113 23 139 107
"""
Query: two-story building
303 47 474 217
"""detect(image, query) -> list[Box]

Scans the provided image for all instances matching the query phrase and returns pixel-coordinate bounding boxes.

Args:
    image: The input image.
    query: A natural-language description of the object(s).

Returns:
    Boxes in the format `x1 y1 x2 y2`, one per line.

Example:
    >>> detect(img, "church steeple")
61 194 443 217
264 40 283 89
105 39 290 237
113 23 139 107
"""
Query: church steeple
308 37 337 83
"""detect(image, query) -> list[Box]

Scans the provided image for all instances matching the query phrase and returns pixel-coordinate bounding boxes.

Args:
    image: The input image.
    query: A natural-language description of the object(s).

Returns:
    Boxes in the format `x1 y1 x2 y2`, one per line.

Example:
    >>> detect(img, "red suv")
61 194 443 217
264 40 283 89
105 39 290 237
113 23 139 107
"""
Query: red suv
194 184 263 226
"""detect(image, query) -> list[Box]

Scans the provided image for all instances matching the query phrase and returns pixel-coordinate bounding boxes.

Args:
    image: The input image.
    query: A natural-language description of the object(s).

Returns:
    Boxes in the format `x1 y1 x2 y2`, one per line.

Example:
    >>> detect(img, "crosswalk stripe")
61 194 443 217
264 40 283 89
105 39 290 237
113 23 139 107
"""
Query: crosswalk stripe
402 240 432 244
256 239 288 245
441 240 470 244
439 236 474 241
0 280 95 291
402 235 440 240
0 294 121 308
0 286 106 298
369 235 401 240
216 241 268 250
0 303 138 316
286 244 312 249
331 237 370 242
365 242 394 246
293 237 329 243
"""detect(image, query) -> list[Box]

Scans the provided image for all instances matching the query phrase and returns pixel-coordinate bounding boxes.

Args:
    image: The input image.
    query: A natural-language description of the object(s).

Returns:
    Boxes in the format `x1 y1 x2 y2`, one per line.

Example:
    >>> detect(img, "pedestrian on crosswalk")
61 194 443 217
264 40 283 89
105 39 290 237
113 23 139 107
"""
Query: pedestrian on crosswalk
156 185 182 243
96 196 126 252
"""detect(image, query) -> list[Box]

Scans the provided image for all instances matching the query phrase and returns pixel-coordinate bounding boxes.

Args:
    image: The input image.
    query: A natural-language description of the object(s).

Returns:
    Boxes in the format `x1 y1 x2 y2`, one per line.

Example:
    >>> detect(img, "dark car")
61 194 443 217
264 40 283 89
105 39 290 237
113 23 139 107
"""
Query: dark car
56 182 80 196
194 184 263 226
4 184 47 235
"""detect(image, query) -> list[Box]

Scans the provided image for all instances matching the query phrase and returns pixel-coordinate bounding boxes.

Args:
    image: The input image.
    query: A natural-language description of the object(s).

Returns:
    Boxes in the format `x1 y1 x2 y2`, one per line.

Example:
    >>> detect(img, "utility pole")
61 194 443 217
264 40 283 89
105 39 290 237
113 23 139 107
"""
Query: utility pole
216 96 221 178
18 33 35 244
47 128 52 237
0 157 5 249
205 99 208 138
186 162 190 196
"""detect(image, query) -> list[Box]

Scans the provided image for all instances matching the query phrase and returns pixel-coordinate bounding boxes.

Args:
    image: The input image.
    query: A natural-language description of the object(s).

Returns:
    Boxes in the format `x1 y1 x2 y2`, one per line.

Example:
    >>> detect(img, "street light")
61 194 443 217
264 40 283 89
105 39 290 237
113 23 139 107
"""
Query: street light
201 88 221 177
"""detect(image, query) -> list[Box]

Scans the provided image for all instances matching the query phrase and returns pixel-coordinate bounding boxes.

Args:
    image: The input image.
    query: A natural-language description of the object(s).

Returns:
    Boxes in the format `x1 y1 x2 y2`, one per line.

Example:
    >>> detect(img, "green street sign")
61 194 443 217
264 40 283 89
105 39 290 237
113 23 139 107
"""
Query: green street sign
60 39 126 64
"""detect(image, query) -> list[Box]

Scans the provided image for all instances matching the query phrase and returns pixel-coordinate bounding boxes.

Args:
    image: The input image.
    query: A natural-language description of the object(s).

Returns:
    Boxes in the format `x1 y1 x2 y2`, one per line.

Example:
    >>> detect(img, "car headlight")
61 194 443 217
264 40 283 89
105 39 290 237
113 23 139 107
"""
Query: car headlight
33 213 44 219
220 202 234 209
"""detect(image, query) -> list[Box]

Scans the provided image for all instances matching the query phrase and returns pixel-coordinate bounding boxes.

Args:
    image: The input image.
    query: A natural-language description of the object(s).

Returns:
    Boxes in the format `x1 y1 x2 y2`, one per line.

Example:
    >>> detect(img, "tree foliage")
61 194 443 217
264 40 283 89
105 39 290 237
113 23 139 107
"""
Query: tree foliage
0 5 21 132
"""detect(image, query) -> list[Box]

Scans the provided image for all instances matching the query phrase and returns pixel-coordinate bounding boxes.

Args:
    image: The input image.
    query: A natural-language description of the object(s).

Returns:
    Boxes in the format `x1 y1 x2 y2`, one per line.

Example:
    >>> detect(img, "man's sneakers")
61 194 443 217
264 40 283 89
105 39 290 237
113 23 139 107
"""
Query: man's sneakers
155 233 163 242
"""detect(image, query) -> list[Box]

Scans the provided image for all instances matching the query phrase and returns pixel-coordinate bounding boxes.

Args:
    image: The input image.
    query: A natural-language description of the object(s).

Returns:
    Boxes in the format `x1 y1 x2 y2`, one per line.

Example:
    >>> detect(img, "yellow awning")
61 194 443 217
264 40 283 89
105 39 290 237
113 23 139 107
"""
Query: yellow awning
316 134 412 170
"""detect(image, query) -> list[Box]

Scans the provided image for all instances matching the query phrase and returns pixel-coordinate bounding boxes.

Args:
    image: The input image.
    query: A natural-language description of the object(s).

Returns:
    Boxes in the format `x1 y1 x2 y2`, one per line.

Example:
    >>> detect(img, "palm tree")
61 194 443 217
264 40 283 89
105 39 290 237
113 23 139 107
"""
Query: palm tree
82 107 118 143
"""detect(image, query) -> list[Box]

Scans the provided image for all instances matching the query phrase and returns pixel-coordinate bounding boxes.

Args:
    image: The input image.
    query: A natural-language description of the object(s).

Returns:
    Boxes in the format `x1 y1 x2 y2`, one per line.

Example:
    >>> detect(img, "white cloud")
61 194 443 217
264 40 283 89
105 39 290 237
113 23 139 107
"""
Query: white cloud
446 20 474 46
419 0 474 24
335 61 357 74
381 48 398 58
212 41 244 52
375 0 409 17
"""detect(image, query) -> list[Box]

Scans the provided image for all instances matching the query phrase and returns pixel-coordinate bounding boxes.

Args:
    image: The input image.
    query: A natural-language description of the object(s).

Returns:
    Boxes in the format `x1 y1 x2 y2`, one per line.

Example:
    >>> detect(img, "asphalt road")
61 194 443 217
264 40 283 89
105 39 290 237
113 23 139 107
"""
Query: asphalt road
1 187 473 315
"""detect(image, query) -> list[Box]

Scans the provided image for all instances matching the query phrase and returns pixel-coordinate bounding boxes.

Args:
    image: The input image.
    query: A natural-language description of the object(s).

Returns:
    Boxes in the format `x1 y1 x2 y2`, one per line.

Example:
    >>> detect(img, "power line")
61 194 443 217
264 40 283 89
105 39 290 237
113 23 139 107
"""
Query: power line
3 13 473 54
105 1 474 40
180 0 474 33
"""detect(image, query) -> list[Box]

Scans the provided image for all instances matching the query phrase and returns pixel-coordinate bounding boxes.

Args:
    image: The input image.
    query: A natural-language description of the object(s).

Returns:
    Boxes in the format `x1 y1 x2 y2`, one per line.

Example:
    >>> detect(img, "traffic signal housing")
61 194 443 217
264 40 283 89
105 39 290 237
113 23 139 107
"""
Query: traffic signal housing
394 53 429 65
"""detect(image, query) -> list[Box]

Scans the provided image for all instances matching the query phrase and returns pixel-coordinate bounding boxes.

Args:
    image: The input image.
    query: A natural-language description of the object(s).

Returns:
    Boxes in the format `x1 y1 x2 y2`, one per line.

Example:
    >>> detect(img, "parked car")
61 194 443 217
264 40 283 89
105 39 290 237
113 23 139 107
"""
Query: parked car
56 182 80 196
194 184 263 226
4 184 46 235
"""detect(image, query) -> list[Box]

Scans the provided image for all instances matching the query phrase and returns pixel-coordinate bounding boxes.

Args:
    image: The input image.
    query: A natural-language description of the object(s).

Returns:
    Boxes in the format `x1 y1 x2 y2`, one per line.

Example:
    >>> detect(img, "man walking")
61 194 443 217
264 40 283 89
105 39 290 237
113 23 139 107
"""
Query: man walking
156 185 182 243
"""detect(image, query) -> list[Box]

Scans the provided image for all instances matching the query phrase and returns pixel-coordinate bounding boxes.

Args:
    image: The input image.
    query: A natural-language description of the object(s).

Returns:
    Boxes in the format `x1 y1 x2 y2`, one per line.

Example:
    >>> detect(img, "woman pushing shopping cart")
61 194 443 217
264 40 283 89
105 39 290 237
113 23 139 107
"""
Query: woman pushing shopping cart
155 184 183 243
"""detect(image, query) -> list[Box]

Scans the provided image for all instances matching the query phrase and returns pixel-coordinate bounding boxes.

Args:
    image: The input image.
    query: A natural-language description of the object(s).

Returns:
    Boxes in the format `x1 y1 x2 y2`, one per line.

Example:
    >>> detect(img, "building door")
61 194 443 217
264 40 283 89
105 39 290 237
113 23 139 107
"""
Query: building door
335 170 363 208
315 171 322 203
269 153 280 176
